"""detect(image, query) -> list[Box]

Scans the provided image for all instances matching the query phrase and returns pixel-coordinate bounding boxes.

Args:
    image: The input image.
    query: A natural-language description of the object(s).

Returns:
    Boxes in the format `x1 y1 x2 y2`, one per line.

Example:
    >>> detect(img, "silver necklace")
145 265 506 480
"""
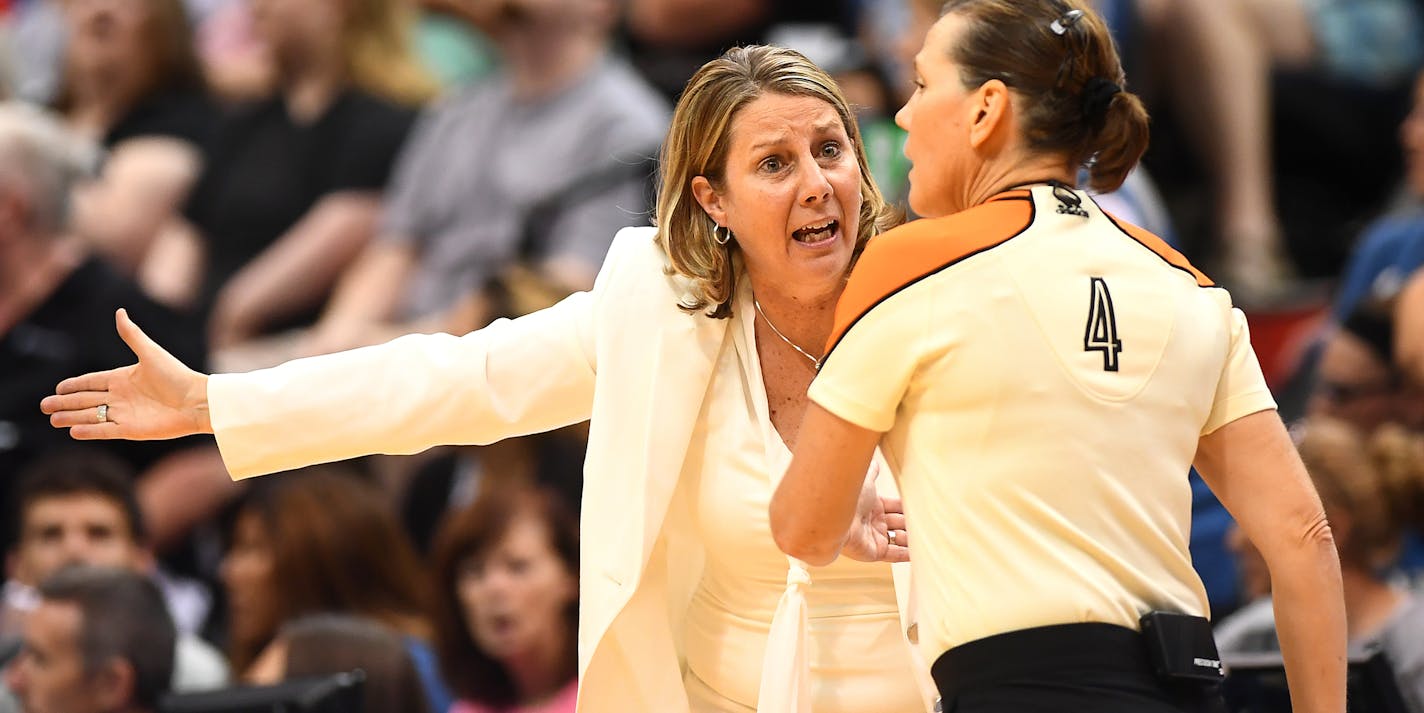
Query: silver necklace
753 296 822 369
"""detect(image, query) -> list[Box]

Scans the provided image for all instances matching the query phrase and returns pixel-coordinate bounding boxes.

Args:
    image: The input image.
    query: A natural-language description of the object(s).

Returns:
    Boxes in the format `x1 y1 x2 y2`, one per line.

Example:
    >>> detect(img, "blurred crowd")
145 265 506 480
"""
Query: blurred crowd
0 0 1423 711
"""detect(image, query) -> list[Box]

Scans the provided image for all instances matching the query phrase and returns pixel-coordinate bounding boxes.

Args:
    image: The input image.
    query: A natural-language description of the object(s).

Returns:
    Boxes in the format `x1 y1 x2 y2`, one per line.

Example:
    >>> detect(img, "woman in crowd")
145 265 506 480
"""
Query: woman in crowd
771 1 1345 712
55 0 214 275
44 45 934 711
430 484 579 713
220 468 452 712
142 0 433 353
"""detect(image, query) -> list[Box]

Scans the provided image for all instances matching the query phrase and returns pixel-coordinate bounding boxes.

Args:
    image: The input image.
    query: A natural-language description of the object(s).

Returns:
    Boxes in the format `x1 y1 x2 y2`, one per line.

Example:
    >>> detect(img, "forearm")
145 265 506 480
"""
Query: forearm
1195 411 1347 713
320 242 414 329
1266 523 1346 713
212 194 378 345
771 404 879 565
139 220 205 310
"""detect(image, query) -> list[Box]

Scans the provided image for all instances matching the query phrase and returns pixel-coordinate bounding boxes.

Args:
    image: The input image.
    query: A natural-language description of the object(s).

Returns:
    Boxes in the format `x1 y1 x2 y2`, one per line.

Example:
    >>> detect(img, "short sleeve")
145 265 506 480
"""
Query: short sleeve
378 105 446 243
539 174 649 270
1201 307 1277 436
809 287 928 433
327 100 416 193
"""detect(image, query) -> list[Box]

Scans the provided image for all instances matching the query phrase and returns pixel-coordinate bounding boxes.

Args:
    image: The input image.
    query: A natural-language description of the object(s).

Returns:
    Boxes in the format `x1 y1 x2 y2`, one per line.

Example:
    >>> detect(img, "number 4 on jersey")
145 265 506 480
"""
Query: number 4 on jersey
1084 277 1123 372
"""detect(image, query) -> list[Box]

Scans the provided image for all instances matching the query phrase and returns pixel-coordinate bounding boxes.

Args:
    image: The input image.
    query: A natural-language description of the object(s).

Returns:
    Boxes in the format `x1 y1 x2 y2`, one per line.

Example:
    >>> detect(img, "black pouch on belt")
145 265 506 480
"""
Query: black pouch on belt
1139 611 1225 685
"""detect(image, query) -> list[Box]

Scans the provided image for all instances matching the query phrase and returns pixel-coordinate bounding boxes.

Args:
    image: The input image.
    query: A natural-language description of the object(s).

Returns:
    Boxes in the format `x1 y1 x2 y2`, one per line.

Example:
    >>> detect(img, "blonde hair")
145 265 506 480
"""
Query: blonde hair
1296 418 1424 571
341 0 438 106
654 45 898 319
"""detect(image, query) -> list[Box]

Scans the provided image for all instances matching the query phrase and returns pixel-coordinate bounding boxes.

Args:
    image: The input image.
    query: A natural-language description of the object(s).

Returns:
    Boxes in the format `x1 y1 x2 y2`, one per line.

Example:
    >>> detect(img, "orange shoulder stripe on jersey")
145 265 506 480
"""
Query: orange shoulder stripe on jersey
1101 211 1216 288
824 196 1035 356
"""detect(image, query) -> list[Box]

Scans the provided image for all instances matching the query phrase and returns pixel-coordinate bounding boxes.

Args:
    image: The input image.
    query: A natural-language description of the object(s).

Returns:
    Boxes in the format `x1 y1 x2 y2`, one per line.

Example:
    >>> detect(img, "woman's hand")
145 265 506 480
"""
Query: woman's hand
41 309 213 440
839 464 910 563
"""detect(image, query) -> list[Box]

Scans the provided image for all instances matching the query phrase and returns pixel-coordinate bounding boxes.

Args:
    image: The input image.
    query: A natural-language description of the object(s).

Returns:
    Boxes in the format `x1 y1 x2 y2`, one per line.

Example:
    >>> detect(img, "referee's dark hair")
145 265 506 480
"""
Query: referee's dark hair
38 565 176 710
934 0 1151 193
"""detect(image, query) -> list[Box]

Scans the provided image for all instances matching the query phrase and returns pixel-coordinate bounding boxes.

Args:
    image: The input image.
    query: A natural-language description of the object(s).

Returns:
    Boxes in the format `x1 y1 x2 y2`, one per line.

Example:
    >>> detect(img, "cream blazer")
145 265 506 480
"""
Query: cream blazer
208 227 933 712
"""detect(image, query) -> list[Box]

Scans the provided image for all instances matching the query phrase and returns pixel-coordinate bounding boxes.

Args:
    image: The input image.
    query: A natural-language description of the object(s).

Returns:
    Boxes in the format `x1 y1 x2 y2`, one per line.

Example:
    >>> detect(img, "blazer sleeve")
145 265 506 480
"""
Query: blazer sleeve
206 232 628 478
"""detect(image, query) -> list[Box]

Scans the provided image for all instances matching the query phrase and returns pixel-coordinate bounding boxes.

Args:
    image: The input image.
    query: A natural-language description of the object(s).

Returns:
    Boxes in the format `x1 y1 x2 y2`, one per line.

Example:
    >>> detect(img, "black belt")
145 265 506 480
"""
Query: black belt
930 622 1226 712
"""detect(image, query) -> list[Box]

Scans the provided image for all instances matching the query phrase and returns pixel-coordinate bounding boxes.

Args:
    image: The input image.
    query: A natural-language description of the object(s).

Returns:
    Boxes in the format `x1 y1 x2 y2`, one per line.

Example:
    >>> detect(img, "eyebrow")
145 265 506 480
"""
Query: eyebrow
748 120 844 153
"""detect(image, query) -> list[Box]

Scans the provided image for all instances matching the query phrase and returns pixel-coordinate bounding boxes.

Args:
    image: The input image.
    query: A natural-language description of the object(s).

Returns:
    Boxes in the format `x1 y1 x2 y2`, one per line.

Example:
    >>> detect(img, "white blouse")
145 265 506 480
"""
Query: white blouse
677 284 924 713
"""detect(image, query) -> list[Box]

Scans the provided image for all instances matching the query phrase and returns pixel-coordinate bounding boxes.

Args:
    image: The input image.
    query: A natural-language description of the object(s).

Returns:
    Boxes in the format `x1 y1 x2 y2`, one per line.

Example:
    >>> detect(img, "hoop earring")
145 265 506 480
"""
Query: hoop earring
714 225 733 246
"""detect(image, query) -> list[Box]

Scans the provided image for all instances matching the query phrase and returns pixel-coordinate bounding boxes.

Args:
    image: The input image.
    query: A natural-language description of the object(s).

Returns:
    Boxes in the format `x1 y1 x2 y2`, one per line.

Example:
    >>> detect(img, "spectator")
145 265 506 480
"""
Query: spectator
1145 0 1423 301
1 0 65 104
0 102 226 558
411 0 499 90
142 0 433 352
1311 302 1423 433
4 565 177 713
1332 69 1424 323
220 468 451 712
1215 417 1424 711
296 0 668 362
621 0 856 101
2 452 229 693
190 0 275 102
430 484 578 713
1385 71 1424 387
246 614 431 713
56 0 216 277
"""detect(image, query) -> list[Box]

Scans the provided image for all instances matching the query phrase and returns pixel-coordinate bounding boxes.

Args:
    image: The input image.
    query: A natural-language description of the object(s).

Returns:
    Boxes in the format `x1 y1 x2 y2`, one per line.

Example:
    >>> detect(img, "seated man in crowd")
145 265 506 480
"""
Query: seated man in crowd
2 452 228 693
4 565 176 713
0 102 231 557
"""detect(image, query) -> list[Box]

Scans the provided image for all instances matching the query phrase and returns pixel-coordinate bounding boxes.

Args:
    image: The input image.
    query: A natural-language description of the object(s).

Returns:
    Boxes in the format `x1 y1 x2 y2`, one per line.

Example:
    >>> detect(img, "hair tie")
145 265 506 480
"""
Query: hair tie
1080 76 1121 133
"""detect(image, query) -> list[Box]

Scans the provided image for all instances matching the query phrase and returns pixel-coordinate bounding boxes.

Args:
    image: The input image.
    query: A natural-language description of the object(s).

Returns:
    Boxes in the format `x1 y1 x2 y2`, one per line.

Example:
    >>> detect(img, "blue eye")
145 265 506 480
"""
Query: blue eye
820 142 842 158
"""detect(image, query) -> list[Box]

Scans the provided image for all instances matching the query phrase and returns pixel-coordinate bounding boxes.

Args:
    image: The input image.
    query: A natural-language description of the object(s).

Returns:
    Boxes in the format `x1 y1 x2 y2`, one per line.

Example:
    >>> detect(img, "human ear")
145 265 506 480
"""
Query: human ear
968 79 1011 150
690 176 729 229
91 659 137 711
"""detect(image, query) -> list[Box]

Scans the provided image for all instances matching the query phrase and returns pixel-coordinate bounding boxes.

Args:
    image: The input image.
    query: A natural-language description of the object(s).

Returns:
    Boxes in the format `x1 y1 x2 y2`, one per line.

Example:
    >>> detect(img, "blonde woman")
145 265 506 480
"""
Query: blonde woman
46 46 936 712
142 0 435 354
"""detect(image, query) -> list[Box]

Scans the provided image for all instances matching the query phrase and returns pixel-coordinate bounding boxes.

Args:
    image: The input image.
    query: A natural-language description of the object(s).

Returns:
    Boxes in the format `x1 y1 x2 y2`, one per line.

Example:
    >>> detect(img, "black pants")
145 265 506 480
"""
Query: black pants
931 623 1228 713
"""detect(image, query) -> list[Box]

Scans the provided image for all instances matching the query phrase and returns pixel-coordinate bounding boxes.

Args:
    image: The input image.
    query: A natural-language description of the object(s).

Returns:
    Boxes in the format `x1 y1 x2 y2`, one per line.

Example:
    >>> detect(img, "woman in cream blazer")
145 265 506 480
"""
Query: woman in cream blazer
45 47 936 712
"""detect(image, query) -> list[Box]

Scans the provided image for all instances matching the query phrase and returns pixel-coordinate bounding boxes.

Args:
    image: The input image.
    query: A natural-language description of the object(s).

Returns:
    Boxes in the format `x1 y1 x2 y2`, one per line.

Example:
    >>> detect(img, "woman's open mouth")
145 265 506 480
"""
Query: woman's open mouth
792 219 839 248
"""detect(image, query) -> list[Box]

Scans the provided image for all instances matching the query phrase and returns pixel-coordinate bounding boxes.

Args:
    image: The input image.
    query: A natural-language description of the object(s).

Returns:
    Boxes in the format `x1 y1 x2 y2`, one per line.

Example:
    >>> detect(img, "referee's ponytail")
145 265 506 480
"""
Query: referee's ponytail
1087 87 1150 194
935 0 1149 193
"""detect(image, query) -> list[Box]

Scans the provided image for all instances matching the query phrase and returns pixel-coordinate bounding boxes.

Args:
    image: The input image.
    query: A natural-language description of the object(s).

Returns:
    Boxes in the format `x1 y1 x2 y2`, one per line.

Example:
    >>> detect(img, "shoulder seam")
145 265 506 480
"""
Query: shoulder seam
822 200 1037 363
1099 210 1220 290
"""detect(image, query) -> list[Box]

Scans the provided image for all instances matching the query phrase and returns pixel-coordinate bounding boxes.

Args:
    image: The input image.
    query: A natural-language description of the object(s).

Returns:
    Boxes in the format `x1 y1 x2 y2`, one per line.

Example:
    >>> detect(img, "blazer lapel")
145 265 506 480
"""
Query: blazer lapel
632 307 725 570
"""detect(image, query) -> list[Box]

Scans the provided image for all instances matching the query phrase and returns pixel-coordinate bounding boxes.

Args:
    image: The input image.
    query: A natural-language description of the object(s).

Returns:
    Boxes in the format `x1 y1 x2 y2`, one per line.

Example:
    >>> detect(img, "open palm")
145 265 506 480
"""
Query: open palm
41 308 211 441
840 472 910 563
